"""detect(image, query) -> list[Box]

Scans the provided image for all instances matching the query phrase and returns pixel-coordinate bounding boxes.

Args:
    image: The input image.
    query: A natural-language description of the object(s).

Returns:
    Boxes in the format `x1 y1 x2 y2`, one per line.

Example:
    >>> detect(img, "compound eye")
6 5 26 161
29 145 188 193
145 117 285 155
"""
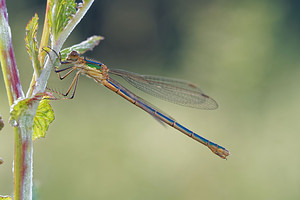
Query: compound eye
67 51 79 61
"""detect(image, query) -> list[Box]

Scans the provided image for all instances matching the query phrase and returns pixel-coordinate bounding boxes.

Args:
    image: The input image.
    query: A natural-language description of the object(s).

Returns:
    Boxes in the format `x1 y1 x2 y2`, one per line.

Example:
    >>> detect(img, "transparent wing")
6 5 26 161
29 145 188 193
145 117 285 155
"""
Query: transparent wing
109 69 218 110
108 77 175 126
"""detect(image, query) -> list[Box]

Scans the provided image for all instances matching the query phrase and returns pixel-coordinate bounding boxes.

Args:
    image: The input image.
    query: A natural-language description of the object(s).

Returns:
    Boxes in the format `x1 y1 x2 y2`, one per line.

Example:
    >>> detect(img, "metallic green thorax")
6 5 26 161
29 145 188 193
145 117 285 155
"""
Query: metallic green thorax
85 58 102 70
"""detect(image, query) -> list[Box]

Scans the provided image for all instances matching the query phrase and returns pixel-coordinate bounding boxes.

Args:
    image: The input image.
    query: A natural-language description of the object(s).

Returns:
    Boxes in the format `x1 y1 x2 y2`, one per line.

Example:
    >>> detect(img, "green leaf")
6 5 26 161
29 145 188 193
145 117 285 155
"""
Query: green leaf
60 35 104 59
25 13 40 76
33 98 54 140
0 196 12 200
9 95 54 140
9 98 31 127
48 0 77 40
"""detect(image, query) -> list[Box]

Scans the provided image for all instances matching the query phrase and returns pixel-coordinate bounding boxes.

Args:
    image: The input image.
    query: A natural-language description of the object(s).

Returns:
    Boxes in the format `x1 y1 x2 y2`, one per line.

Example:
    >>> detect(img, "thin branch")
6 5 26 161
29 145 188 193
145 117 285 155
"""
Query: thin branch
0 0 24 105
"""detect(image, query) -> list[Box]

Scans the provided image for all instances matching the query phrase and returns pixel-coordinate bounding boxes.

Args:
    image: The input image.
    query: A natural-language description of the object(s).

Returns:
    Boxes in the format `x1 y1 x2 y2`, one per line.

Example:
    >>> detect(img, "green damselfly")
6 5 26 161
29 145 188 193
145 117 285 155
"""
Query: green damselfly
50 50 230 159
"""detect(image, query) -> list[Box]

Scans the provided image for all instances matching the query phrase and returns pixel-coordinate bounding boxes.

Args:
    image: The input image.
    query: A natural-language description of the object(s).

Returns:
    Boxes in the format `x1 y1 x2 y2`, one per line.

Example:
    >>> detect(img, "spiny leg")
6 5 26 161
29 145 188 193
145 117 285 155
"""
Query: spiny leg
68 70 81 99
42 47 76 80
55 66 77 80
48 70 82 100
42 47 72 75
60 70 81 98
42 47 81 100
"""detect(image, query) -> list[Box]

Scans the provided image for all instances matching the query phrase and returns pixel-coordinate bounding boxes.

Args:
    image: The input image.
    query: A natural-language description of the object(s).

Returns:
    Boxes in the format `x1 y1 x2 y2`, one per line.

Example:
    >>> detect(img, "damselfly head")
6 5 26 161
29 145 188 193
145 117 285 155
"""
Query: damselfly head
66 51 80 61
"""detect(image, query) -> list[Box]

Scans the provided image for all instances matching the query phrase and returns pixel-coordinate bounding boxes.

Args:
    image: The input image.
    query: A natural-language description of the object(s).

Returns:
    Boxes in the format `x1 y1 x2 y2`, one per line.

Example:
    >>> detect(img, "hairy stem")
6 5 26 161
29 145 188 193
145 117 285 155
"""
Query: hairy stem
0 1 31 200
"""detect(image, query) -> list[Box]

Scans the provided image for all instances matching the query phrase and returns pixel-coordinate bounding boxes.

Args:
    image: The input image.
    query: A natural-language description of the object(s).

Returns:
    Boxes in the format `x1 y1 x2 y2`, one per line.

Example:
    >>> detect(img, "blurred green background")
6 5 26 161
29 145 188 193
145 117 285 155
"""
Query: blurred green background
1 0 300 199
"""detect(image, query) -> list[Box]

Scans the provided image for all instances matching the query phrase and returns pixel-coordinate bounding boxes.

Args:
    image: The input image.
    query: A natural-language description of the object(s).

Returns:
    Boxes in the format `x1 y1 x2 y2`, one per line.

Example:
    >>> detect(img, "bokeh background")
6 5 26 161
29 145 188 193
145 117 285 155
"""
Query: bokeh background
1 0 300 199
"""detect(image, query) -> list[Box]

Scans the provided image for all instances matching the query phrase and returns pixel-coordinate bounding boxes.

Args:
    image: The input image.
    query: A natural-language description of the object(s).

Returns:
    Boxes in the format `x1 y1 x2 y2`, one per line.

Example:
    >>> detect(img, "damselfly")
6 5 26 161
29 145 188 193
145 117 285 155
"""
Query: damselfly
50 50 230 159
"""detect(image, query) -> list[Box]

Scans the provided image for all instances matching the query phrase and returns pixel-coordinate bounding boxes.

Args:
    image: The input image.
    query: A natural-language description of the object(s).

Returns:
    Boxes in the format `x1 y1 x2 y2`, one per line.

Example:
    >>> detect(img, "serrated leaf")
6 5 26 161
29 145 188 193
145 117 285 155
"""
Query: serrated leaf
25 13 40 75
48 0 77 40
9 98 31 127
60 35 104 59
9 94 55 140
33 98 54 140
0 196 12 200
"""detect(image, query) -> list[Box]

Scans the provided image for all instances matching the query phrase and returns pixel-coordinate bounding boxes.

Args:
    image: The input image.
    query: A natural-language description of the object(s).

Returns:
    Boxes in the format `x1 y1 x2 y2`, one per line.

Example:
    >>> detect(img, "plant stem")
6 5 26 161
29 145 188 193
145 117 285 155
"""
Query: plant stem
39 0 50 66
1 1 94 199
0 1 32 200
0 0 24 104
